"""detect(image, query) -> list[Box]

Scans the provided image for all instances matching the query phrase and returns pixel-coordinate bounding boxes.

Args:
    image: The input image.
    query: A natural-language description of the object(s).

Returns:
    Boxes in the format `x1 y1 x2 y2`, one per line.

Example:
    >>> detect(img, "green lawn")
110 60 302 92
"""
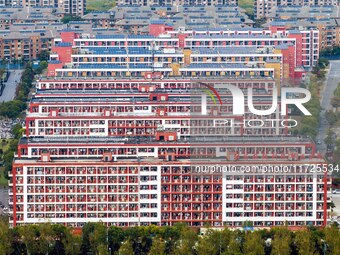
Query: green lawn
0 139 11 153
86 0 115 11
238 0 254 14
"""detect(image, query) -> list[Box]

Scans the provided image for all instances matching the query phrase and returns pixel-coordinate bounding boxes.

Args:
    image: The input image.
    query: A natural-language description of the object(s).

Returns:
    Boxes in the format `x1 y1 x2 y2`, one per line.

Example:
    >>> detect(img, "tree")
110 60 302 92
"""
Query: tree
37 223 56 255
325 111 339 126
148 237 166 255
124 226 155 254
173 225 198 255
0 217 13 255
222 230 243 255
108 226 125 254
81 222 107 255
35 61 48 74
12 123 23 140
3 138 20 179
118 239 134 255
325 130 336 146
37 50 50 61
271 228 292 255
324 225 340 255
294 229 317 255
244 231 265 255
61 15 83 24
154 225 181 254
18 224 41 254
195 229 221 255
63 230 81 255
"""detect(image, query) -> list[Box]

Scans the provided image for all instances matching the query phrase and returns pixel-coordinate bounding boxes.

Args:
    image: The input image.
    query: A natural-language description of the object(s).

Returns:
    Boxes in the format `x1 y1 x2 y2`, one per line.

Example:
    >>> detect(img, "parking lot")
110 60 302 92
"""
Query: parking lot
332 193 340 216
0 70 23 102
0 118 24 139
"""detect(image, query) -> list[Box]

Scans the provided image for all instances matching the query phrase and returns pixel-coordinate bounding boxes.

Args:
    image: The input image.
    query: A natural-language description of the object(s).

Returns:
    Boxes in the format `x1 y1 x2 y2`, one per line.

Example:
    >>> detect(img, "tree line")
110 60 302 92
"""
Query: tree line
0 61 47 181
1 218 340 255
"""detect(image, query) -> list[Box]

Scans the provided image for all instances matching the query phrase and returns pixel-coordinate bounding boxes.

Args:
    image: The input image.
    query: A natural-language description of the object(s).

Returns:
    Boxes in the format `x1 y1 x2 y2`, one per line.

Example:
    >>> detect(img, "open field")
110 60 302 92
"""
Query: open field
86 0 115 11
239 0 253 14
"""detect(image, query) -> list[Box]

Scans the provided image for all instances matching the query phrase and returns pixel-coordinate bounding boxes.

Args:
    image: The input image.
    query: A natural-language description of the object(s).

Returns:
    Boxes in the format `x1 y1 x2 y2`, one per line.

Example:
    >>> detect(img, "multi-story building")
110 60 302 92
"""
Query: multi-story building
47 27 319 86
10 76 332 227
59 0 86 16
254 0 339 19
0 0 12 6
0 20 115 61
264 5 340 50
1 0 86 16
116 0 238 6
82 5 253 32
9 29 331 228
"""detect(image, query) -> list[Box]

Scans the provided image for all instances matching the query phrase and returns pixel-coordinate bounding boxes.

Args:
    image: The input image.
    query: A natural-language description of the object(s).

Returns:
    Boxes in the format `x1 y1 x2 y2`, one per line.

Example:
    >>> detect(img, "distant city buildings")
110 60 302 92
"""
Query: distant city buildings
83 5 254 32
254 0 339 19
1 4 340 62
264 5 340 50
116 0 238 6
0 0 86 16
59 0 86 16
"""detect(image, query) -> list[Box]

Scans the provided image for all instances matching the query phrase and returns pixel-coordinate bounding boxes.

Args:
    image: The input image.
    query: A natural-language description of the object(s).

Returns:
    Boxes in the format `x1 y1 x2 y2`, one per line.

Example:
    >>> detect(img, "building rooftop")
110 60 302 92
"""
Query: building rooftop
20 135 313 145
82 5 254 33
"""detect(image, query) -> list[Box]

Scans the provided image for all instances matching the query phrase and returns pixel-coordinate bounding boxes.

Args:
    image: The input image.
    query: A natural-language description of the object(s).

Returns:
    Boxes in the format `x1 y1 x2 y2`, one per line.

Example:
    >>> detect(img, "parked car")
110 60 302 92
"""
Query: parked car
332 189 340 194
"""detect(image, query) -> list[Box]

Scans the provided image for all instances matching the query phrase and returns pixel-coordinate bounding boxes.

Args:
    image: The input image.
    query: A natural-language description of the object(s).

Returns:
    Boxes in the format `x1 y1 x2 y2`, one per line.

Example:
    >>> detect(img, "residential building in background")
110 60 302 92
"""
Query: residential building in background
254 0 339 19
0 0 86 16
264 5 340 50
116 0 238 6
59 0 86 16
83 5 254 32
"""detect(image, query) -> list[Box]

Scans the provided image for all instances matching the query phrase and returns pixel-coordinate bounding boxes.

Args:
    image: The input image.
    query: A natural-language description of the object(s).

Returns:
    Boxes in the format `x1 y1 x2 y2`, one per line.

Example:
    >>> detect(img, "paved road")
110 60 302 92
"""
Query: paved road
0 70 23 102
0 188 8 207
332 194 340 216
316 60 340 154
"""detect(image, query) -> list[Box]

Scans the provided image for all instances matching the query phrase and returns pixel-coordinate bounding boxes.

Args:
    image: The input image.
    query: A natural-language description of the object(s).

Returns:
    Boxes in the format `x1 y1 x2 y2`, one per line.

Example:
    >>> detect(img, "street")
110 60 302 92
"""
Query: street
0 70 23 102
316 60 340 154
332 194 340 216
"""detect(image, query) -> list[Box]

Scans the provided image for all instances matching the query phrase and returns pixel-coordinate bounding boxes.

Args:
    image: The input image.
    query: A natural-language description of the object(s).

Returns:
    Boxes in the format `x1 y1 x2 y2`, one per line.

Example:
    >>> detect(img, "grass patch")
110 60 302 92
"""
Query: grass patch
86 0 115 11
0 139 11 153
238 0 253 15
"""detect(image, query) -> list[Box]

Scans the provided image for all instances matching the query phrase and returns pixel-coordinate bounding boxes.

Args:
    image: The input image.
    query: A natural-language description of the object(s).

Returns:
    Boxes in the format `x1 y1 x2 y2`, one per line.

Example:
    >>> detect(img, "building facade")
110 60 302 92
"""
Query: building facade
10 77 332 227
115 0 238 6
264 5 340 50
9 29 331 228
254 0 339 19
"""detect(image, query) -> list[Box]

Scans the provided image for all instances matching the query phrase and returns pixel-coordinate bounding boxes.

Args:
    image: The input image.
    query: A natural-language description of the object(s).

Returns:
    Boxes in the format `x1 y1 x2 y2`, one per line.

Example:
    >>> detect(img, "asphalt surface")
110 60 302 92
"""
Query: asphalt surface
316 60 340 154
0 188 8 207
0 70 23 102
332 194 340 216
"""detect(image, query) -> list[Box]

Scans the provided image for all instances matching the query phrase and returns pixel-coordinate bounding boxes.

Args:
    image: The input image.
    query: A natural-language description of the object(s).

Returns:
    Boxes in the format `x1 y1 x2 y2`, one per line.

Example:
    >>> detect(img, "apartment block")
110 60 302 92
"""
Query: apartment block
115 0 238 6
265 5 340 50
47 27 320 86
9 28 331 228
10 77 332 227
82 5 253 32
254 0 339 19
59 0 86 16
1 0 86 16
